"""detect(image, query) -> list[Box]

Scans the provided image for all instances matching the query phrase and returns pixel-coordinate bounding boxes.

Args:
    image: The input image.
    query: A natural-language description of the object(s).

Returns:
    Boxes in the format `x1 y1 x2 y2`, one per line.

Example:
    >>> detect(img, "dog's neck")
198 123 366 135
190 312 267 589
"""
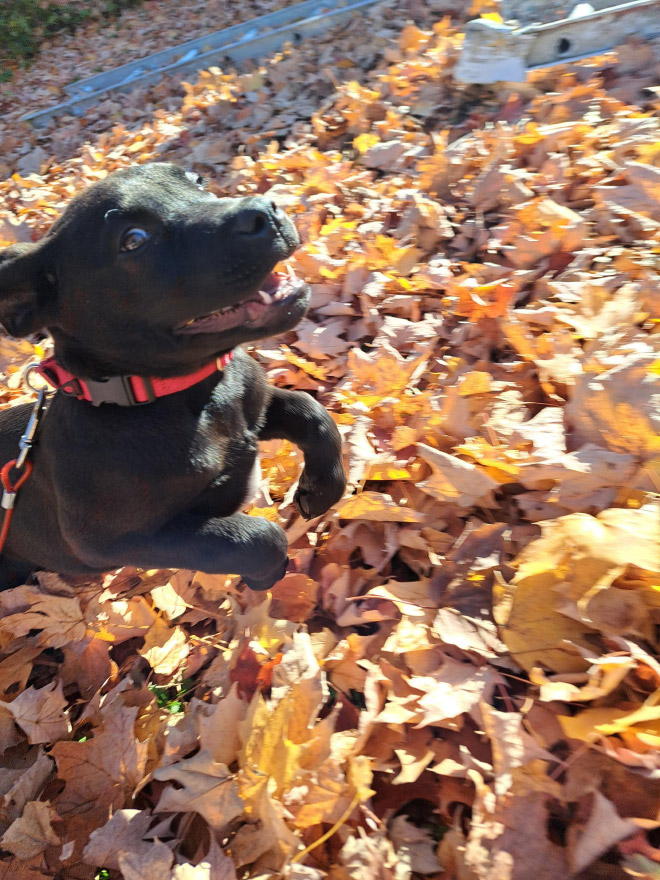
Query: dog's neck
35 351 234 407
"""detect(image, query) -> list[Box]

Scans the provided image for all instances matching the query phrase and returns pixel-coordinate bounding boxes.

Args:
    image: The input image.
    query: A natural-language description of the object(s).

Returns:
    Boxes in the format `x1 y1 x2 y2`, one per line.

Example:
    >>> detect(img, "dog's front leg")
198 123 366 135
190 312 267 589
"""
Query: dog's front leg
259 388 346 519
79 513 288 591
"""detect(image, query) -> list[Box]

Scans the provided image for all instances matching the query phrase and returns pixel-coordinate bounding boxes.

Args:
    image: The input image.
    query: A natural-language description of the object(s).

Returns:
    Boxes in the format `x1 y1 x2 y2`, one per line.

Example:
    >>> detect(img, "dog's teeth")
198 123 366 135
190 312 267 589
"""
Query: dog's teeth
258 290 274 304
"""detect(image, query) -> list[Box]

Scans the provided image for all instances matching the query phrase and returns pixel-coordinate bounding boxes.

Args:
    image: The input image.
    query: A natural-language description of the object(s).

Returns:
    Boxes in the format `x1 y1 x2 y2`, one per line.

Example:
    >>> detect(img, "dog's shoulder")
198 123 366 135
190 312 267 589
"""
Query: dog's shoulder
207 348 271 422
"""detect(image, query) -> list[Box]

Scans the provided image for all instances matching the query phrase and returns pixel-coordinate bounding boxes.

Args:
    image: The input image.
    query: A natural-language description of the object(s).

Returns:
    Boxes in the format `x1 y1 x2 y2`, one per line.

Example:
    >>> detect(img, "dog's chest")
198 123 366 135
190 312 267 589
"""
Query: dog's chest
189 375 264 474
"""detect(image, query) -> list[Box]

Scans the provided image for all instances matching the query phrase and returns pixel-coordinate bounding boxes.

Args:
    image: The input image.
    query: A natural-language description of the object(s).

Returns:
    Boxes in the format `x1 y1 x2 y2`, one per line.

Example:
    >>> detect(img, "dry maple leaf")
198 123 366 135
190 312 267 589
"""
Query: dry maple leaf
118 840 174 880
0 800 60 859
416 443 500 508
566 346 660 458
0 589 86 649
1 679 71 744
53 702 148 818
139 617 190 676
152 750 243 832
83 808 156 871
196 683 246 766
412 657 500 727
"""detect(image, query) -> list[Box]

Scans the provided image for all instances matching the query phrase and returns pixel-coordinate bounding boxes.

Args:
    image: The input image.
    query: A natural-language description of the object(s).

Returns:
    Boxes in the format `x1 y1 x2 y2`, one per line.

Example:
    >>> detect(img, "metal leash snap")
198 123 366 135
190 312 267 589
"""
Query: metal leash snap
23 362 49 394
16 387 48 469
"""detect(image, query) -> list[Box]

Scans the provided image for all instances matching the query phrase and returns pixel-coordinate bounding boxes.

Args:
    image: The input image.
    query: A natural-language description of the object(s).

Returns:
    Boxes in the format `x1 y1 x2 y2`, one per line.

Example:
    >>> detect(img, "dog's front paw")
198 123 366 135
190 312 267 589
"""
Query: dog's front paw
241 520 289 591
294 463 346 520
242 556 288 591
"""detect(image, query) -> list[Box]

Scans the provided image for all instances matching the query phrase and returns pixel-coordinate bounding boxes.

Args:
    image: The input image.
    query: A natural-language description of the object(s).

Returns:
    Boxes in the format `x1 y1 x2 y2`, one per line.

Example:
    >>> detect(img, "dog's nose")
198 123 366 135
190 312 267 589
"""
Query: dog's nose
232 198 276 238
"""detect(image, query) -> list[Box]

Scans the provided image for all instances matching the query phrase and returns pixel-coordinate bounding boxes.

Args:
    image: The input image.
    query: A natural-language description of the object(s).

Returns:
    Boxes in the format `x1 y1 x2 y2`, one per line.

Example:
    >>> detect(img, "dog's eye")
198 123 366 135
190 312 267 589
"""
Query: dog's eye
120 228 149 252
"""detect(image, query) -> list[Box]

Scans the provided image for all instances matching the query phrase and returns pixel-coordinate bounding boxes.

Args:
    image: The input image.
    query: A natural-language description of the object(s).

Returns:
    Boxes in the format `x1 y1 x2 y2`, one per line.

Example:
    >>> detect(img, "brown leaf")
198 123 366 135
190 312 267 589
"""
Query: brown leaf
567 791 637 874
152 750 243 832
0 590 86 649
196 684 246 767
2 680 70 744
0 749 54 825
83 809 155 871
1 800 60 859
118 841 174 880
53 703 148 817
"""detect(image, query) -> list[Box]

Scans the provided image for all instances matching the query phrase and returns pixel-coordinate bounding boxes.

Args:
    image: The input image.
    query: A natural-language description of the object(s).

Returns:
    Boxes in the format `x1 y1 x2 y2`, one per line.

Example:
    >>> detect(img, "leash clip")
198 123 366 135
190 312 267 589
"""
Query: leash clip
16 388 48 470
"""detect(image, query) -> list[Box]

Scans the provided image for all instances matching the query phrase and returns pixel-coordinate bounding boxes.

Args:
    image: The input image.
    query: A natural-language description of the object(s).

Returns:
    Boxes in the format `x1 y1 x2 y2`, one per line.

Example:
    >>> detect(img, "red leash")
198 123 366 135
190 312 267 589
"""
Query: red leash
0 376 47 556
0 460 33 553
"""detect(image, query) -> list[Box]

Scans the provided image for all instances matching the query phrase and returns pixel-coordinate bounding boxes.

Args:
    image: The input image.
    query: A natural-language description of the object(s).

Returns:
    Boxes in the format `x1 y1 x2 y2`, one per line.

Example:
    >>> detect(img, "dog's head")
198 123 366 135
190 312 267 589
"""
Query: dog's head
0 163 310 377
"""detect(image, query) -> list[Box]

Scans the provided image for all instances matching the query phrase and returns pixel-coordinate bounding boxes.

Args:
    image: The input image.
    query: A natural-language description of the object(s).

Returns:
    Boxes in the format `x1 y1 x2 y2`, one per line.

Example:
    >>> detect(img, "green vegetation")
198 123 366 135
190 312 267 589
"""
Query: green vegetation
149 679 195 714
0 0 143 74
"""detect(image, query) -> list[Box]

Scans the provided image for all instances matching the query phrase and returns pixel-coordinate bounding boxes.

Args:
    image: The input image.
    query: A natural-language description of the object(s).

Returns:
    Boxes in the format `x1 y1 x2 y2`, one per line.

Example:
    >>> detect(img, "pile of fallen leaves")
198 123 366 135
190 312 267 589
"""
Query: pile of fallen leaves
0 1 660 878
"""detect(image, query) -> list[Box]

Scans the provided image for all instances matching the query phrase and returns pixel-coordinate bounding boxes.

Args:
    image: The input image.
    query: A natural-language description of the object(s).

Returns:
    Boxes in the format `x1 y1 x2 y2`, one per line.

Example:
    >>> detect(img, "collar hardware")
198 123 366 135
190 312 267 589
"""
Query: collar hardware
80 374 156 407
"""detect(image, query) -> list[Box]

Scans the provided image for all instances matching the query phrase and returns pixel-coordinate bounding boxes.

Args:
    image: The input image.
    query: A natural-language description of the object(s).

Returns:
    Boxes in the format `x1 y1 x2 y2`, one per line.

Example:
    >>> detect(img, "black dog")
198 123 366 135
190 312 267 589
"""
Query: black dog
0 163 346 590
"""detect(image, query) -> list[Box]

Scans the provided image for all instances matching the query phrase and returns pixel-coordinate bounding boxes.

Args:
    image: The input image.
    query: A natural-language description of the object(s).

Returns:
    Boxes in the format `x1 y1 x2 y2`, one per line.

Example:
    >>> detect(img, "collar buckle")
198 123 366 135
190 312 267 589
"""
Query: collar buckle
84 375 156 407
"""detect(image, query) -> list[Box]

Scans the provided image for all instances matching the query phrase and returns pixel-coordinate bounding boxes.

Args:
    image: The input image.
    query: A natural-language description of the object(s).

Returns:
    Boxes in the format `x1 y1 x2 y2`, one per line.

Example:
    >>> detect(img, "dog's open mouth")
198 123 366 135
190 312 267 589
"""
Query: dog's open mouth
174 269 306 335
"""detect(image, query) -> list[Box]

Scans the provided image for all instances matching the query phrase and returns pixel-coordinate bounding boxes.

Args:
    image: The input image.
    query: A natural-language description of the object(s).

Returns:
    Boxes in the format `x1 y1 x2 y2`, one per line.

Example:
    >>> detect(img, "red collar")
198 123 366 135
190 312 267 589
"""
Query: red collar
36 351 234 407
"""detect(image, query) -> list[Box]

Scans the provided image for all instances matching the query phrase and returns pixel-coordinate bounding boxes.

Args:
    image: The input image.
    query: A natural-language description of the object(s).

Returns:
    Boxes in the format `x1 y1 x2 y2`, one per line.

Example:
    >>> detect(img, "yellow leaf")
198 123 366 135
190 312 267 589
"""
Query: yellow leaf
336 491 425 522
393 245 423 276
347 754 375 801
363 463 411 481
494 570 592 674
399 24 428 51
353 133 379 154
458 371 492 396
280 344 329 380
139 617 189 676
595 701 660 735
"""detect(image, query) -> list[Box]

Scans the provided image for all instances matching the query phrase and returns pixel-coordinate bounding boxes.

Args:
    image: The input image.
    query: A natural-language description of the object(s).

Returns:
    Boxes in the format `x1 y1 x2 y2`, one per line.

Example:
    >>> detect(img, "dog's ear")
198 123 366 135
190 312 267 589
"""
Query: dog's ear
0 241 55 338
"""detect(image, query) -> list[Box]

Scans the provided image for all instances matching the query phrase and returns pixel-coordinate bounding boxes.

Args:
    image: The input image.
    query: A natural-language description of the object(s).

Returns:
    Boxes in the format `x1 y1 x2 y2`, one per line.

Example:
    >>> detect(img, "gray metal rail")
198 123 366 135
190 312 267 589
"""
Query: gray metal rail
22 0 660 125
21 0 384 128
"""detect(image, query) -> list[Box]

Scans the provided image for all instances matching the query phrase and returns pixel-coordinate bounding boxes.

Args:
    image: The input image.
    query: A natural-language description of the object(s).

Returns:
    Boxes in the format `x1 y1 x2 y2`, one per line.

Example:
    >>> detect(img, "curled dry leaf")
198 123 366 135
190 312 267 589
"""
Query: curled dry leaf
0 590 86 650
152 750 244 832
0 800 60 859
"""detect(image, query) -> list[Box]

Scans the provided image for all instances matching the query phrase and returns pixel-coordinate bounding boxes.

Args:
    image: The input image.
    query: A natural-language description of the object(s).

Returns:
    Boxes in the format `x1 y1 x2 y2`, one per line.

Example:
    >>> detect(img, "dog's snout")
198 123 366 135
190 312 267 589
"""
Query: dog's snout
232 197 279 239
233 207 270 237
220 195 299 257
